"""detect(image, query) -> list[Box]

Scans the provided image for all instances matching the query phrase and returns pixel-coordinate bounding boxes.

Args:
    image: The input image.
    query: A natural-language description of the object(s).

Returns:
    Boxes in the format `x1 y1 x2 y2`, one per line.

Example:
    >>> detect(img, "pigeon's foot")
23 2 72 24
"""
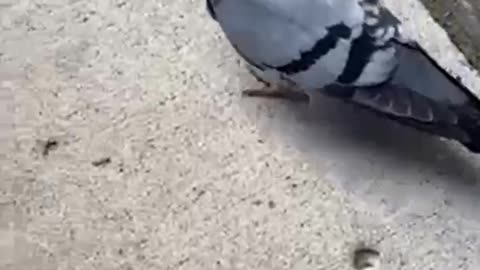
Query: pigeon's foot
242 88 310 103
247 69 271 87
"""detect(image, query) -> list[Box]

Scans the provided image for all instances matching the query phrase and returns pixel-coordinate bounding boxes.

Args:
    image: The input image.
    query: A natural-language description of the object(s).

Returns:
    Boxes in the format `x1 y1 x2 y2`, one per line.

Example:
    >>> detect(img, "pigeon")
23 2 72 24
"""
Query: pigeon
206 0 480 153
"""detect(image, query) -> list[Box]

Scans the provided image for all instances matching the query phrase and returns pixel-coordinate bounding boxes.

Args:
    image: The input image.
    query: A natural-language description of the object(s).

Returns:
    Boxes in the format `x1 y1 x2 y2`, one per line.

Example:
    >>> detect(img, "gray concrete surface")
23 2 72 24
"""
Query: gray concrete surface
1 0 480 269
421 0 480 71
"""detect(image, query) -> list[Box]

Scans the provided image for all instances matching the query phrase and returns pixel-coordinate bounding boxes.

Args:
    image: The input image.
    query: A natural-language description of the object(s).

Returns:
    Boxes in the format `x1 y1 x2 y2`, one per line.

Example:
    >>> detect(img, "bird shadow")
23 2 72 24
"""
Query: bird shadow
239 92 480 221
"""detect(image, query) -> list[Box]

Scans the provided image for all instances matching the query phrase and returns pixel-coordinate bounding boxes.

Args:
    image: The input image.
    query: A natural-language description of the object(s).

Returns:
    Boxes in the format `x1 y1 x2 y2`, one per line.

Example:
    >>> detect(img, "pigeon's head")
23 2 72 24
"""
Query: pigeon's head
206 0 221 20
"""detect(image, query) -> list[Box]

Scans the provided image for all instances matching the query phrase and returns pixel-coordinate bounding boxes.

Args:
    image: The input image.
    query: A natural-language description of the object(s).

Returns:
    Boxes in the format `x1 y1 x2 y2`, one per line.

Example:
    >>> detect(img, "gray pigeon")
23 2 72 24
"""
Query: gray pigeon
206 0 480 153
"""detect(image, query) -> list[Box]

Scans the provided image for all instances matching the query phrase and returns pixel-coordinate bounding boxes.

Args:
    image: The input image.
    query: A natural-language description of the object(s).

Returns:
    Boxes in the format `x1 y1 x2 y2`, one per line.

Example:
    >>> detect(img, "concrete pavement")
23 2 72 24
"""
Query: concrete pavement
1 0 480 269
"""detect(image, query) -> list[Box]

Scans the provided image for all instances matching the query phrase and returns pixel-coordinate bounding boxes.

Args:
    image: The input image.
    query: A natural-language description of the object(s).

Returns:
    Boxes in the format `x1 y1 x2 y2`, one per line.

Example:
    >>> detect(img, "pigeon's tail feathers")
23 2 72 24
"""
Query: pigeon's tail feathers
324 60 480 154
390 41 480 109
388 40 480 152
454 106 480 153
327 84 480 153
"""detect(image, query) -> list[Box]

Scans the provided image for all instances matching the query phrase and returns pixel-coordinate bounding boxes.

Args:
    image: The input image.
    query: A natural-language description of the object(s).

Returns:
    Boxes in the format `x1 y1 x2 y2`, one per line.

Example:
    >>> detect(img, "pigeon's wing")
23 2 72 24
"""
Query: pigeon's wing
325 1 477 124
335 0 411 87
324 83 459 124
325 80 480 153
323 36 480 152
209 0 366 79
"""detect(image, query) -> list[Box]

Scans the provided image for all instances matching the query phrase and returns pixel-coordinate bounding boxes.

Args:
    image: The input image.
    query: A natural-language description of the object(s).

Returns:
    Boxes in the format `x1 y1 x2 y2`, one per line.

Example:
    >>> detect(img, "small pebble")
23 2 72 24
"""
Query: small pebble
353 247 381 270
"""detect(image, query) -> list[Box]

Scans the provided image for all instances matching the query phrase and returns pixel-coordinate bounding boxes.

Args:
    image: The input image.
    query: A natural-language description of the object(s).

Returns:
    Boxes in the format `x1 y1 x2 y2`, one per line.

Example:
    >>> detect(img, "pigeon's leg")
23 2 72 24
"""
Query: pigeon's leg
242 66 310 102
242 86 310 103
